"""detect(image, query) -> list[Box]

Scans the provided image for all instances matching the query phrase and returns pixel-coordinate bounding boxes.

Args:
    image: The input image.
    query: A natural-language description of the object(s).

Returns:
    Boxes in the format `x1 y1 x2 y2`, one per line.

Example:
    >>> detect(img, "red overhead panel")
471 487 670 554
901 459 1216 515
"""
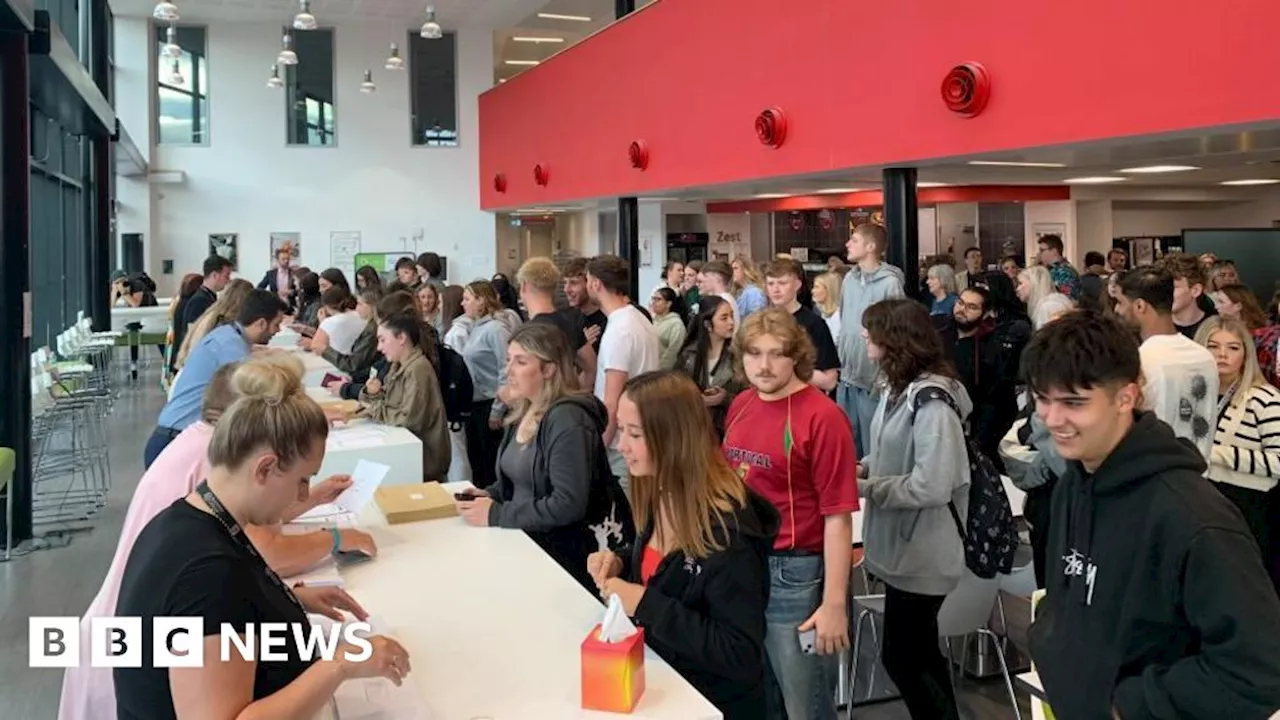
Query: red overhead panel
706 186 1071 215
478 0 1280 209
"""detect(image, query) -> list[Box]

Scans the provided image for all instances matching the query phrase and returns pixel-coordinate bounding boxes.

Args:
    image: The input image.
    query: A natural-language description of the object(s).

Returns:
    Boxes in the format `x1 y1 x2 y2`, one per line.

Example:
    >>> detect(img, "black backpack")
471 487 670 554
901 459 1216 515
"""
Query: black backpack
435 343 474 431
911 386 1018 579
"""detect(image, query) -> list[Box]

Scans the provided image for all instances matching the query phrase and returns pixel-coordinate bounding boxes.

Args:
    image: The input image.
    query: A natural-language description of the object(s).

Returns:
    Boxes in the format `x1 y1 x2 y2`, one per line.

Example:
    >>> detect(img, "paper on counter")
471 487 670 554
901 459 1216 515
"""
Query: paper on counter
296 459 388 525
293 506 359 526
328 426 390 450
287 559 344 588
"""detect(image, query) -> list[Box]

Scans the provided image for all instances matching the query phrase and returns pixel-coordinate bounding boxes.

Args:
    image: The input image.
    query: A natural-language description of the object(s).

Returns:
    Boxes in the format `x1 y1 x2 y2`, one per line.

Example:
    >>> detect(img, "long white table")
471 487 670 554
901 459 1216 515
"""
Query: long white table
337 482 722 719
319 420 424 487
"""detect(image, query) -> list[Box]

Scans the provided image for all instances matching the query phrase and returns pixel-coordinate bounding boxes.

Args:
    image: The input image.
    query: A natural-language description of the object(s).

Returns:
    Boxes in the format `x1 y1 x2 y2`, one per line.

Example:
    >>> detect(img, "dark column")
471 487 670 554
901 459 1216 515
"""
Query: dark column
615 0 636 17
0 30 34 546
882 167 920 296
617 197 639 300
86 0 111 331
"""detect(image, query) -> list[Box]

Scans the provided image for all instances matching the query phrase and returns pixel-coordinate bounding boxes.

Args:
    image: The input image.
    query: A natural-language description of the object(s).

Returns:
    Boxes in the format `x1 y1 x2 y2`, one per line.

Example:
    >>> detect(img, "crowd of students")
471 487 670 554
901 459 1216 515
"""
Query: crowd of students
68 227 1280 720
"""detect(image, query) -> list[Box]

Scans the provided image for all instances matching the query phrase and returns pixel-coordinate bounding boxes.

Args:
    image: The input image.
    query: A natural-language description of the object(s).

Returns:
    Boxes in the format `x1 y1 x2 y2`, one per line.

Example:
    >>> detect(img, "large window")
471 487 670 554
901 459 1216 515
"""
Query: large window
154 24 208 145
286 29 336 146
29 106 89 349
409 32 458 147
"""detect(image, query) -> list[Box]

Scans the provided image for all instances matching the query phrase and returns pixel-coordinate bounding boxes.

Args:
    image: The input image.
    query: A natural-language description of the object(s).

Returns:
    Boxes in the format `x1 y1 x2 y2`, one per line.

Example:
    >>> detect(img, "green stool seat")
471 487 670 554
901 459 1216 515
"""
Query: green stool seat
0 446 14 560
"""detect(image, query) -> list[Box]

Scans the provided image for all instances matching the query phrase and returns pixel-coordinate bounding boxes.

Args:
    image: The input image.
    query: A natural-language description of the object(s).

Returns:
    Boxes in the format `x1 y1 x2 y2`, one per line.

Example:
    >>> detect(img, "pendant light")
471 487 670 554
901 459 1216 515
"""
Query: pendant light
385 43 404 70
420 5 442 39
168 58 184 86
161 24 182 59
152 1 179 22
277 33 298 65
266 64 283 89
360 70 376 94
292 0 317 31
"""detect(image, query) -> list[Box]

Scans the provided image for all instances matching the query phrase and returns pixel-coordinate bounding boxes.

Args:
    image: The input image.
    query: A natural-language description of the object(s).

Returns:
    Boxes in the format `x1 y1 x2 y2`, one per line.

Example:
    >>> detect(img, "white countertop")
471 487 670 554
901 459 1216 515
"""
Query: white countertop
337 482 722 720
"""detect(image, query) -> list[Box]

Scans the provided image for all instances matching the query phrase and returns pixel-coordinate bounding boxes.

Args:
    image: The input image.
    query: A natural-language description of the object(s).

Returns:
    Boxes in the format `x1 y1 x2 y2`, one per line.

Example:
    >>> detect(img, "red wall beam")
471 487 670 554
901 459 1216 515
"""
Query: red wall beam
479 0 1280 210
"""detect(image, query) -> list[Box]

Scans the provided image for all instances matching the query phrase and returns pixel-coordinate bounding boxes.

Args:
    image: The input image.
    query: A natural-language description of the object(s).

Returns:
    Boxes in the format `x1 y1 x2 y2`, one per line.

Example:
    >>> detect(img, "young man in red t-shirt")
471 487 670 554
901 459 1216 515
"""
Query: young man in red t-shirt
722 308 857 720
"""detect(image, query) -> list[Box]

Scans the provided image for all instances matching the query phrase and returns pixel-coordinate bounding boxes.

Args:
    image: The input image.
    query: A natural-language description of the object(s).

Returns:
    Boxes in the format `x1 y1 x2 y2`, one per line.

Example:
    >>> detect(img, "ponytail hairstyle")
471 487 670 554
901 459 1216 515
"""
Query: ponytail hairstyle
206 357 328 471
321 286 357 313
379 310 439 368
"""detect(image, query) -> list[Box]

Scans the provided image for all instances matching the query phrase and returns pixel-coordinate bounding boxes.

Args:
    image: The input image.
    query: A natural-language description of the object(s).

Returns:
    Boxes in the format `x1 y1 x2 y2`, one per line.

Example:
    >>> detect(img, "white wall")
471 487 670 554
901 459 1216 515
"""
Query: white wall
116 18 495 294
1112 196 1280 237
706 213 752 260
1024 200 1076 262
114 17 156 265
935 202 977 258
1075 200 1114 261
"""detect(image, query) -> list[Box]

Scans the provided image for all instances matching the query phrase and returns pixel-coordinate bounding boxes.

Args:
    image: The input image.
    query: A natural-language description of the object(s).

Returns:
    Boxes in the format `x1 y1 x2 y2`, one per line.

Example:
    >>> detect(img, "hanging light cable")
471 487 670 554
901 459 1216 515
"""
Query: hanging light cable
168 58 184 85
385 43 404 70
420 5 442 39
277 33 298 65
293 0 317 31
161 23 182 59
267 64 283 89
153 1 179 22
360 69 377 94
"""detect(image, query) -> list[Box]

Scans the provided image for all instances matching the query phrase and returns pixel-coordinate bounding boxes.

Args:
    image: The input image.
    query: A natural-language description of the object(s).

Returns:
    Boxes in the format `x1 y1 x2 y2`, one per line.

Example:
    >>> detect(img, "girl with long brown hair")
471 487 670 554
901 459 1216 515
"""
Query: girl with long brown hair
174 278 254 369
588 370 779 720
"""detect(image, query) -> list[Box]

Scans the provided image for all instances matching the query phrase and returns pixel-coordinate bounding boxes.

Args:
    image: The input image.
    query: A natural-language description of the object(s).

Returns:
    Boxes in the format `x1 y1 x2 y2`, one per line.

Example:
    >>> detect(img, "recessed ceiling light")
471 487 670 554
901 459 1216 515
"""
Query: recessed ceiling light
537 12 592 21
1220 179 1280 186
504 60 540 66
967 161 1067 168
512 36 565 43
754 193 788 199
917 182 950 188
816 187 865 194
1064 176 1127 184
1119 165 1200 173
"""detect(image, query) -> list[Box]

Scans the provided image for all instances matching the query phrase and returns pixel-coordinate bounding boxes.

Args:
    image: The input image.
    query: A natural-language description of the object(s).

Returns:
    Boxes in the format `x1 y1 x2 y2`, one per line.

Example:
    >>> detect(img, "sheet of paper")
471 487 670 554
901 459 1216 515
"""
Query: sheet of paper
286 560 344 588
294 504 359 526
327 426 390 450
337 459 389 513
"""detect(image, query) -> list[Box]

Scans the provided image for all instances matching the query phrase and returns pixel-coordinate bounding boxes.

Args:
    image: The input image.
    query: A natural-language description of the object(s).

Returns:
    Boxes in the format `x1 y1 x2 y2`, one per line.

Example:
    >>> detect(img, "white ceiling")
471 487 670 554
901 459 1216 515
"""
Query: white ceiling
109 0 544 29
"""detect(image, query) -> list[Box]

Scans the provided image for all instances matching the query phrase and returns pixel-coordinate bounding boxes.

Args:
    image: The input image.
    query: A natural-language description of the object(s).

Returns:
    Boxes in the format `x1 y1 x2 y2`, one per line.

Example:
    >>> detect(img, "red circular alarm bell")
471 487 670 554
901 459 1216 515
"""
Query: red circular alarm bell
533 164 550 186
755 107 787 148
493 173 507 193
941 62 991 117
628 140 649 170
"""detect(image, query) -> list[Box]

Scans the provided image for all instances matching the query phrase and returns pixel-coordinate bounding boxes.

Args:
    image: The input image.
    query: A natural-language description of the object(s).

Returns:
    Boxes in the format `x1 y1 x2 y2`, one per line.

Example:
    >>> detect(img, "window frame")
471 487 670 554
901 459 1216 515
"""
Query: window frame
284 27 338 148
407 30 460 149
152 23 210 146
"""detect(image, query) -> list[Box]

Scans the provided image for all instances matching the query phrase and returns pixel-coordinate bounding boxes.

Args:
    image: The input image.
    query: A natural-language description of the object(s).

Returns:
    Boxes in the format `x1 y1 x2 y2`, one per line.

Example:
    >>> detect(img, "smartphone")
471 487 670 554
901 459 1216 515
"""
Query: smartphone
798 628 817 655
454 492 477 501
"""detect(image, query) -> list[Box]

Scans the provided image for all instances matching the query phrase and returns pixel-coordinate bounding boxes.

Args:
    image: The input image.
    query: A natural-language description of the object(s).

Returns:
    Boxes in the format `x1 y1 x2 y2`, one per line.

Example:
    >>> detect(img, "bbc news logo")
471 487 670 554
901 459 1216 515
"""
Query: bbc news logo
30 617 374 668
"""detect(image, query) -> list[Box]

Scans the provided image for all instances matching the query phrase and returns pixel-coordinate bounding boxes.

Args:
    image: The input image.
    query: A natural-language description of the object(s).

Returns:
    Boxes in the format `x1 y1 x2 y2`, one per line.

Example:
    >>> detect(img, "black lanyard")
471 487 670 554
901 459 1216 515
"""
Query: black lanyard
196 479 308 619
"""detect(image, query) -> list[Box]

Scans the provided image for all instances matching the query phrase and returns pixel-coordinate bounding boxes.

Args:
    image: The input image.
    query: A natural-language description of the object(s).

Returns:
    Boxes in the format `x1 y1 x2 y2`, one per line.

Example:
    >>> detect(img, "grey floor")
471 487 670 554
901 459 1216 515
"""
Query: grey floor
0 365 1031 720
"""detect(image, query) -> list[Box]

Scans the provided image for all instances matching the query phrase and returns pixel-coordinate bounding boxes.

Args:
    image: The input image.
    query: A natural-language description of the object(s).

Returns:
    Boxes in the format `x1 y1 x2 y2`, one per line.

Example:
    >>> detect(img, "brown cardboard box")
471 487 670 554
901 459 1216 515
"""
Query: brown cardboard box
374 482 458 524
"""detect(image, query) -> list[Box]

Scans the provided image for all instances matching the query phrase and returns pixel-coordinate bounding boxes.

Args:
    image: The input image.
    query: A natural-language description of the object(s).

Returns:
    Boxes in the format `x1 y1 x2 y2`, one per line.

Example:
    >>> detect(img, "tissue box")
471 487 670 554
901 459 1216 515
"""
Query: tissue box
374 482 457 524
581 624 646 713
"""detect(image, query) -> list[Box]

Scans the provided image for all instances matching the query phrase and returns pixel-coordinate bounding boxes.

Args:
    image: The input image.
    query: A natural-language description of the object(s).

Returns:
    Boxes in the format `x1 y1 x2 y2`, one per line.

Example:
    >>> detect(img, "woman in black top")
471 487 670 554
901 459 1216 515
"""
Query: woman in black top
292 271 323 332
457 323 633 592
588 370 778 720
114 362 410 719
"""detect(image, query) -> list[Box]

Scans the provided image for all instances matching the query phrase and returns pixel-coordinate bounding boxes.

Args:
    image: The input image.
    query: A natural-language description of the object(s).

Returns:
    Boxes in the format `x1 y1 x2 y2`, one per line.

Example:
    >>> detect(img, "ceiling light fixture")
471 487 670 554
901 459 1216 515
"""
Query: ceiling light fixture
385 43 404 70
360 70 376 94
816 187 865 194
1063 176 1127 184
753 193 788 199
1220 179 1280 186
277 33 297 65
266 64 283 89
161 24 182 59
917 182 950 188
537 12 592 21
512 36 565 43
420 5 442 39
967 160 1067 168
168 58 184 86
504 59 539 66
292 0 316 30
152 1 179 22
1119 165 1200 173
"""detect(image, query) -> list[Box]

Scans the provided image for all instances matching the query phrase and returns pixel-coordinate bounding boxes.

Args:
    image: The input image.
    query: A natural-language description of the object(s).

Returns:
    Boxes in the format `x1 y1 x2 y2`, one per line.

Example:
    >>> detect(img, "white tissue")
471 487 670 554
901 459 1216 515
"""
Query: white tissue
598 593 638 643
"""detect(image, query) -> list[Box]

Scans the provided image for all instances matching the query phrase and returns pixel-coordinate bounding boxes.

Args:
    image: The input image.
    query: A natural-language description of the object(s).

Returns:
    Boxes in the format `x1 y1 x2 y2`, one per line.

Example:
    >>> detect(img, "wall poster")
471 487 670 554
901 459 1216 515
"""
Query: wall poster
270 232 301 265
208 233 239 268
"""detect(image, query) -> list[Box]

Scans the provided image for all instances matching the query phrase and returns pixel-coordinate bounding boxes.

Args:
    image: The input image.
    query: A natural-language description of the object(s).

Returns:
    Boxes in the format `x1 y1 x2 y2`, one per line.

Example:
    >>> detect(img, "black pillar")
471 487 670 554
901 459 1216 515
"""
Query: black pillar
86 0 111 332
617 197 639 301
615 0 636 17
882 167 919 296
0 30 34 546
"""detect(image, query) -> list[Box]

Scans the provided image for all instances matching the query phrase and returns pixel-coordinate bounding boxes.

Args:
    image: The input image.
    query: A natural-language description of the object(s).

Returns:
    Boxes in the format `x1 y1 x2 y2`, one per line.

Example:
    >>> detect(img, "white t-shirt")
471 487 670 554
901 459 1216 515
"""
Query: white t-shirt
318 311 367 355
1139 333 1218 463
594 304 660 403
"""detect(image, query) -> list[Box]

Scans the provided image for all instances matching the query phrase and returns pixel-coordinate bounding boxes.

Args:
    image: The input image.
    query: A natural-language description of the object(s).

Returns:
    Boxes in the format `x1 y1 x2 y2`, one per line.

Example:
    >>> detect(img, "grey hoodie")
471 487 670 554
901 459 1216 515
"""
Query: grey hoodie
860 374 972 595
837 263 906 389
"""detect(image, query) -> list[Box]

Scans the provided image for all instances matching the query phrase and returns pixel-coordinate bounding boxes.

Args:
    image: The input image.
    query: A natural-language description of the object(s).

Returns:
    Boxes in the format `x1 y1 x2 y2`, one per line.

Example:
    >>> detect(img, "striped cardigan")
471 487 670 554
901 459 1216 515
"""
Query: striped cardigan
1210 382 1280 492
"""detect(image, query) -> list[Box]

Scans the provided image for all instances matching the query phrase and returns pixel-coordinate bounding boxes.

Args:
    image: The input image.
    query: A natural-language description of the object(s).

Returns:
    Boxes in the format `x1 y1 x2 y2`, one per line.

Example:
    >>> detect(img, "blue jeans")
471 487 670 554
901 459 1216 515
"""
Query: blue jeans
763 554 838 720
143 426 180 470
836 382 878 460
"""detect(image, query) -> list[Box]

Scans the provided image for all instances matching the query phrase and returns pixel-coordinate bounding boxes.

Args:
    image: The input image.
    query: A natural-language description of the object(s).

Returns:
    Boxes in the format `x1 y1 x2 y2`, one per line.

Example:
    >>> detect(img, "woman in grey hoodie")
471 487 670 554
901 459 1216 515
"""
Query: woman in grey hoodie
856 298 970 720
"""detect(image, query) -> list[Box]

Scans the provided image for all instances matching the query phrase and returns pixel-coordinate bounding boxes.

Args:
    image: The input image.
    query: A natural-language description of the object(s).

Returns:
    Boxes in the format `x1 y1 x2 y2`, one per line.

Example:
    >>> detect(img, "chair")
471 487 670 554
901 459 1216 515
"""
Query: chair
0 447 14 560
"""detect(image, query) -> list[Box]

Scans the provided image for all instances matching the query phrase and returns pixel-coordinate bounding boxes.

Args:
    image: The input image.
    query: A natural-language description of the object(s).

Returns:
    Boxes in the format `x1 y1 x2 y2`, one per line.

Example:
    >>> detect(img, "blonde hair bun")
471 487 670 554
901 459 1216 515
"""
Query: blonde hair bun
231 354 305 405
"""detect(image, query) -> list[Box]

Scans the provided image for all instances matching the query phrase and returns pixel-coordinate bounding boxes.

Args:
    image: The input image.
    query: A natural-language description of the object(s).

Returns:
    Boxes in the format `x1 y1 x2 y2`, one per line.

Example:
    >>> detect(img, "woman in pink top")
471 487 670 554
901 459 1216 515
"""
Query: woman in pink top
58 356 378 720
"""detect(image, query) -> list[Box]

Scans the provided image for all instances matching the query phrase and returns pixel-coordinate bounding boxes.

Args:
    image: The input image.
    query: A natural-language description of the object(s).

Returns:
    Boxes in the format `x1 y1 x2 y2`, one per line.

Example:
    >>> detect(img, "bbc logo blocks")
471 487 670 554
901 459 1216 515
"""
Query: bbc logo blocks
30 617 204 668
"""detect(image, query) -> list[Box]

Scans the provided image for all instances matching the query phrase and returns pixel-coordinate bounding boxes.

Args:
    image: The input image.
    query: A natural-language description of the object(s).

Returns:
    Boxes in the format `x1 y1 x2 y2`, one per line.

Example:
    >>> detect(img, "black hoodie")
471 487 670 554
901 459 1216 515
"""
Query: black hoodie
622 489 779 720
487 394 635 592
1028 412 1280 719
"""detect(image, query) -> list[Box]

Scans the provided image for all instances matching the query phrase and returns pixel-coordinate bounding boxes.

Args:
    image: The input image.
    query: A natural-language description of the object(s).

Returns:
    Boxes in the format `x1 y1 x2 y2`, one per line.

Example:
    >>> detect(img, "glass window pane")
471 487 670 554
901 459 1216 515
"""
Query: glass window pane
285 28 336 146
409 32 458 147
154 24 208 145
